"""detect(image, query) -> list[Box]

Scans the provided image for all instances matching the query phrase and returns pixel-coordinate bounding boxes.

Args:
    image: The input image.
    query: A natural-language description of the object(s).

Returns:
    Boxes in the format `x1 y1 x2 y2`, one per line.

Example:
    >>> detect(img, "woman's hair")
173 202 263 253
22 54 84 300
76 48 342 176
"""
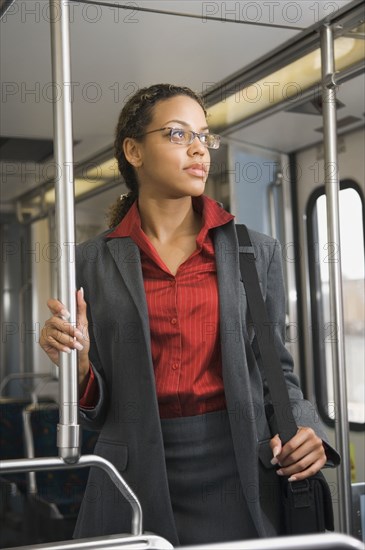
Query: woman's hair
108 83 207 228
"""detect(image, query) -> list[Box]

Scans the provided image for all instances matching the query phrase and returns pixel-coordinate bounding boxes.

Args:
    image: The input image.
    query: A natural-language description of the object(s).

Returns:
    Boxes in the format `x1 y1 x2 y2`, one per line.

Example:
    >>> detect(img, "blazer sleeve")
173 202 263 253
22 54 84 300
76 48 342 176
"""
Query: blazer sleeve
253 238 340 466
76 246 108 431
79 357 108 431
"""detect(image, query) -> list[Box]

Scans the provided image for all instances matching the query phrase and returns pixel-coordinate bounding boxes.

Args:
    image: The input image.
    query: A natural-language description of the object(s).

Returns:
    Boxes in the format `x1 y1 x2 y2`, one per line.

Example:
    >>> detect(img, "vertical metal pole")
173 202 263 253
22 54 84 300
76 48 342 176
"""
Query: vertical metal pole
50 0 80 463
320 24 352 534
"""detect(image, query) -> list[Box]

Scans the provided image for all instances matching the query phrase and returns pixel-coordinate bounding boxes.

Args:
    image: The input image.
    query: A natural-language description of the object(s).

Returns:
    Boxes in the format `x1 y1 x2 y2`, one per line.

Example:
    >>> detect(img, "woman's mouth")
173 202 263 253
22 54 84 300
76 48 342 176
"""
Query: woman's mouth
184 164 207 178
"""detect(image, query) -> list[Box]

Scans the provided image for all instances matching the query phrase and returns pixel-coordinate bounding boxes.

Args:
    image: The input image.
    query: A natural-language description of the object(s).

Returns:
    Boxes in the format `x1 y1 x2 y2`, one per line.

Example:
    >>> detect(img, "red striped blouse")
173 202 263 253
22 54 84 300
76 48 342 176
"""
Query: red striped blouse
80 195 234 418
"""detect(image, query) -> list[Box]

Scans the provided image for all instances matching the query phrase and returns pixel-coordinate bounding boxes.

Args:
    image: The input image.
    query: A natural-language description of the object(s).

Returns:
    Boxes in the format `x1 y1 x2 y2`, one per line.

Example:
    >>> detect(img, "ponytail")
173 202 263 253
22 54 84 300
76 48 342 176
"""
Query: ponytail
107 190 138 228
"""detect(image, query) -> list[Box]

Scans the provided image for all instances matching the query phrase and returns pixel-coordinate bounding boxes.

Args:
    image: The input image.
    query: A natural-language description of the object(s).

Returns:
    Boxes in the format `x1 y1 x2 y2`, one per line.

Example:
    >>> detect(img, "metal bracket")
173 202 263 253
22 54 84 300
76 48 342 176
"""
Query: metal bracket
324 72 339 90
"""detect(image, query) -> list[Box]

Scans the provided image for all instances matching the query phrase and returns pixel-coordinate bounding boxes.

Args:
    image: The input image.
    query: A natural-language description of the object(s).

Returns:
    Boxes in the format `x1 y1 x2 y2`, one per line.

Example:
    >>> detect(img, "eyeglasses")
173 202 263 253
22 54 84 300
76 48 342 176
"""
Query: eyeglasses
137 127 220 149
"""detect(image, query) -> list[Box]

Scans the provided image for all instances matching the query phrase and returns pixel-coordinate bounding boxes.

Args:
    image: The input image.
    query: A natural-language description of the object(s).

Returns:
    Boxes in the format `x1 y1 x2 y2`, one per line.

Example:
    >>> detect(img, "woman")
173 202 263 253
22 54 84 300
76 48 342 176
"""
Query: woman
40 83 338 545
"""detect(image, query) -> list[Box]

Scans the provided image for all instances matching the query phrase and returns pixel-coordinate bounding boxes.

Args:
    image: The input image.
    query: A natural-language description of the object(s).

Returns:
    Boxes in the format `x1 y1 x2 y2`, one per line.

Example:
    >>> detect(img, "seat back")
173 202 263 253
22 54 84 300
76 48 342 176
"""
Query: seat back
0 398 55 492
23 403 98 518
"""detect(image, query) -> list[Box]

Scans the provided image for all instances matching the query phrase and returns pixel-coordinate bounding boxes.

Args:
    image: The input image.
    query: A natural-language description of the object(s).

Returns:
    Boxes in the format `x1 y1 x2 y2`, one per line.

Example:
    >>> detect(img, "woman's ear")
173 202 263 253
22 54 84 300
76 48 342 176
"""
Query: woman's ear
123 138 143 168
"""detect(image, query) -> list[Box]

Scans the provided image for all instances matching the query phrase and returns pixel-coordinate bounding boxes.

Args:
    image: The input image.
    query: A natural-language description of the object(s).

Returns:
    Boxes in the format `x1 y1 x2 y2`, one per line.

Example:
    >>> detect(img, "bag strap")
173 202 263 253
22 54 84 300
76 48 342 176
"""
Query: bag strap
236 224 297 444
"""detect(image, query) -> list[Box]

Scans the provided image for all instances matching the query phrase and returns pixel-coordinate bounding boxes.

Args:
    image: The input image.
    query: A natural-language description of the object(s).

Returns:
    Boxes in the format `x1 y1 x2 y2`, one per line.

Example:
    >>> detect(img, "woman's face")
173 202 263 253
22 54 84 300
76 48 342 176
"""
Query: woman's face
131 95 211 200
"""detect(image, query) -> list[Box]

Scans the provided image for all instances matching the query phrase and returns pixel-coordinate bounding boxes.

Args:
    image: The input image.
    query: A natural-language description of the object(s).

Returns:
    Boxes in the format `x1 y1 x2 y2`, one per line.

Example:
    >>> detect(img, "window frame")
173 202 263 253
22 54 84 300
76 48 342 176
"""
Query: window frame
306 179 365 431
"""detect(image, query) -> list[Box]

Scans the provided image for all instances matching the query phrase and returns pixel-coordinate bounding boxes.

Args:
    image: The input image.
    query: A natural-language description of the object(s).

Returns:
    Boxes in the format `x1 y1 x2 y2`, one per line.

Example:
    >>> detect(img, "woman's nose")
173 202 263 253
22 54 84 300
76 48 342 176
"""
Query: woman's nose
189 136 207 156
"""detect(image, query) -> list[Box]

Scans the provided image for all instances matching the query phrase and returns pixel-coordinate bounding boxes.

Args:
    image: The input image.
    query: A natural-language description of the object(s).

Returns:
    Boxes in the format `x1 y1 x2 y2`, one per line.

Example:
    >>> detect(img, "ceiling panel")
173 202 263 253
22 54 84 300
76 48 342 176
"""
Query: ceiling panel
226 72 365 153
0 0 355 206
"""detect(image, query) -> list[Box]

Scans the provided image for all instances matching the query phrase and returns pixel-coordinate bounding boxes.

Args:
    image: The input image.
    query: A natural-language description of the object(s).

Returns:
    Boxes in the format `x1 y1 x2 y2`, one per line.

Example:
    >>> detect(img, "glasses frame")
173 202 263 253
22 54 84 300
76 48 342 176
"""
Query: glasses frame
136 126 220 149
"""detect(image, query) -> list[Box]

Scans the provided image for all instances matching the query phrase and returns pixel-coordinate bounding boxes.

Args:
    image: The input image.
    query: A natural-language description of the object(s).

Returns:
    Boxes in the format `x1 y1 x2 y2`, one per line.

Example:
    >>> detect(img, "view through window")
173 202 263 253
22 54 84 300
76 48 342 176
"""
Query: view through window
314 186 364 424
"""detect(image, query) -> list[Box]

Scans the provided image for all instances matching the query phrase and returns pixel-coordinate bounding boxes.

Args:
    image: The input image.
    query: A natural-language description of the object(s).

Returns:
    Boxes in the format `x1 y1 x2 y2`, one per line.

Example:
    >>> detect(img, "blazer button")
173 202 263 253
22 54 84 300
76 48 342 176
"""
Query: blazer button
172 363 179 370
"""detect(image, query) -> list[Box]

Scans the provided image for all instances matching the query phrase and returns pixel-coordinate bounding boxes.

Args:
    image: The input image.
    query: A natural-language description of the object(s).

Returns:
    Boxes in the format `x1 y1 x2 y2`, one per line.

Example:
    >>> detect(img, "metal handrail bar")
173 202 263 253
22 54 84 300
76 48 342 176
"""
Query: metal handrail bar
49 0 80 464
181 533 365 550
1 532 363 550
320 24 353 534
268 172 283 240
0 455 143 536
1 534 173 550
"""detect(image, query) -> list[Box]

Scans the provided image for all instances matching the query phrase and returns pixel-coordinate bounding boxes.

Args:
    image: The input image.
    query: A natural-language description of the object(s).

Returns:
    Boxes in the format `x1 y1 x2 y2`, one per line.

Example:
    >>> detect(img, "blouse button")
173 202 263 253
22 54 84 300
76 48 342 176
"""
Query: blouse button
172 363 179 370
171 318 177 325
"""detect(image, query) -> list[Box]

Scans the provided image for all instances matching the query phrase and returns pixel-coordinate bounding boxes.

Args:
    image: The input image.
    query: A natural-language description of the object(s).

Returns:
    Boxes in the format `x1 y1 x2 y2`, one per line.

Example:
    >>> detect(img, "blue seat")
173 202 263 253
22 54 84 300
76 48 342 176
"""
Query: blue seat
0 397 56 547
22 401 98 542
24 403 98 517
0 397 57 491
0 398 31 492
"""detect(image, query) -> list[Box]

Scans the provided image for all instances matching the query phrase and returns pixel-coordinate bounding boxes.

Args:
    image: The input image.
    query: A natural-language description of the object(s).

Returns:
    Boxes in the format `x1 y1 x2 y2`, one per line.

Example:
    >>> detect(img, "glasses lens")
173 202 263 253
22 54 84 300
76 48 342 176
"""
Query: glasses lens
169 128 220 149
205 134 220 149
170 129 188 144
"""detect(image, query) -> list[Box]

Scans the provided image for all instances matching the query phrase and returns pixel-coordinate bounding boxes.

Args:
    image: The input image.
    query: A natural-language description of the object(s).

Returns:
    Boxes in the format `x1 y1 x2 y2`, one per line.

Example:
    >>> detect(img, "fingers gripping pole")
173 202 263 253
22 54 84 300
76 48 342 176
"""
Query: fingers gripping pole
49 0 80 463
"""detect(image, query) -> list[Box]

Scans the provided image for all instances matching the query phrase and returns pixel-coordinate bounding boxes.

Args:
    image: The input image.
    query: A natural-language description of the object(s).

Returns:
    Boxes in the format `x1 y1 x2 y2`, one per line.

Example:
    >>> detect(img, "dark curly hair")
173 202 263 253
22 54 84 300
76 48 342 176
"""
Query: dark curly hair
108 84 207 228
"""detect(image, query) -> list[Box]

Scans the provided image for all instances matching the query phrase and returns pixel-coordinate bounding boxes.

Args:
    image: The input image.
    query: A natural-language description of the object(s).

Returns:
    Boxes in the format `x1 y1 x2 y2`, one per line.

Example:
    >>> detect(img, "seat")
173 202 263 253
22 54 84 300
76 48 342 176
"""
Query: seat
0 397 56 547
22 402 98 543
0 399 32 492
0 397 58 492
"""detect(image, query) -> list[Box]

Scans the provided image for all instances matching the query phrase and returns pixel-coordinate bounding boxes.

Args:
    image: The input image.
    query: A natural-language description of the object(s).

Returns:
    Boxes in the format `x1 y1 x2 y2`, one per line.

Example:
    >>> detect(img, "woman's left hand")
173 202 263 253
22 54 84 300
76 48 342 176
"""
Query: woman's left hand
269 427 327 482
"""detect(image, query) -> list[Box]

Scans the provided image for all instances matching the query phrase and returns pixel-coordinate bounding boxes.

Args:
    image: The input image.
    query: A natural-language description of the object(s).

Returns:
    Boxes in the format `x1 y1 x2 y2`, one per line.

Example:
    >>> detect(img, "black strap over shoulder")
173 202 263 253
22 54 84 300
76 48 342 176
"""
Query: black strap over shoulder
236 224 297 444
236 224 335 534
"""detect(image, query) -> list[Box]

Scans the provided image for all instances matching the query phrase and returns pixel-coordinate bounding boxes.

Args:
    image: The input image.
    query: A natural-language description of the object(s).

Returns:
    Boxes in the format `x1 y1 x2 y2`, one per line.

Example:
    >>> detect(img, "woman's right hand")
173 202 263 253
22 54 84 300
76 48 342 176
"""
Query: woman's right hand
40 288 90 386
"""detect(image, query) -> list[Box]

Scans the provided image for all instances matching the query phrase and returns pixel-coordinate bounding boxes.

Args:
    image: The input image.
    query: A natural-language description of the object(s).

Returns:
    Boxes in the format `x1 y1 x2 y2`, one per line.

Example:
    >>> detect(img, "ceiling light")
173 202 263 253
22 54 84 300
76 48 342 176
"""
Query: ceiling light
207 34 364 130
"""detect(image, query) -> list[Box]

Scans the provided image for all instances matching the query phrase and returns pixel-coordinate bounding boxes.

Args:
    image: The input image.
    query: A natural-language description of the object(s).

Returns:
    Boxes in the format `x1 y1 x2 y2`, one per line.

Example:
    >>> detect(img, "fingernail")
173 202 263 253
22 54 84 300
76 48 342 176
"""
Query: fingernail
75 330 83 339
288 476 297 482
79 287 84 298
273 446 280 458
276 469 284 476
60 308 70 319
74 341 84 351
64 348 72 354
271 445 281 463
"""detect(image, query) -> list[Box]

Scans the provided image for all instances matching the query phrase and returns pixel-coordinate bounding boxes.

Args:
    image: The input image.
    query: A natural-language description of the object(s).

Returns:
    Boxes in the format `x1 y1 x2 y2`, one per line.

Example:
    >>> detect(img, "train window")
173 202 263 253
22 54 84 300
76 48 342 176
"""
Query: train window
308 183 365 426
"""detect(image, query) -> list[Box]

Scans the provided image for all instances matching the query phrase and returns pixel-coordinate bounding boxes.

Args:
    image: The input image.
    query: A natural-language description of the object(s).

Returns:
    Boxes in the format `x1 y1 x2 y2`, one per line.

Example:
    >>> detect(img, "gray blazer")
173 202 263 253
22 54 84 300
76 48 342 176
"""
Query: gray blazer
73 219 338 544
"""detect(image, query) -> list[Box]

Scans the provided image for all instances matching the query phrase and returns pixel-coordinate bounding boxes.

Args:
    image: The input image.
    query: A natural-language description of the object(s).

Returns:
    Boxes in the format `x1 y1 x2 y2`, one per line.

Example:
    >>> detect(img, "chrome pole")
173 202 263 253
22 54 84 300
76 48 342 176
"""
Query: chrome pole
49 0 80 463
268 172 283 239
320 24 352 534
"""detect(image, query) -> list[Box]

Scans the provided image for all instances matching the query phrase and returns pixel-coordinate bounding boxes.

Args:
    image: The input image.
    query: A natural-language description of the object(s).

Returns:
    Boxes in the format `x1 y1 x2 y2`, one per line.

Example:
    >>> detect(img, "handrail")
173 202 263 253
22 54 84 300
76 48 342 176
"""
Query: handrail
320 24 352 534
182 534 365 550
0 455 143 536
49 0 80 463
1 534 173 550
0 531 363 550
268 171 283 239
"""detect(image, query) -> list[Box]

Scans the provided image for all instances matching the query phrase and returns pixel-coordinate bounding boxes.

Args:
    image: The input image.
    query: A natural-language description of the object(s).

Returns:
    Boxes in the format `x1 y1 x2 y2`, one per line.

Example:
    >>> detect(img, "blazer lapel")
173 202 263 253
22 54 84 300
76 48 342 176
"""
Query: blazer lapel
213 221 249 361
106 237 152 352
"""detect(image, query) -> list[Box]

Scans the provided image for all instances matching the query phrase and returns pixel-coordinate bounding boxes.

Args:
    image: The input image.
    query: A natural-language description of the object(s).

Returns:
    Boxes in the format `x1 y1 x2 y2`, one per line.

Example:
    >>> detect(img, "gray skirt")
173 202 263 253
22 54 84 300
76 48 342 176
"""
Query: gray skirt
160 409 258 545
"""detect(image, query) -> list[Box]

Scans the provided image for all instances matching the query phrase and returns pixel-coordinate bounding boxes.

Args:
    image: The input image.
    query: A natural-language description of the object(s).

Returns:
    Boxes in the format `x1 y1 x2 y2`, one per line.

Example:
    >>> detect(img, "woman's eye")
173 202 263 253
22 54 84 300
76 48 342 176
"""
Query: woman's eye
174 130 185 139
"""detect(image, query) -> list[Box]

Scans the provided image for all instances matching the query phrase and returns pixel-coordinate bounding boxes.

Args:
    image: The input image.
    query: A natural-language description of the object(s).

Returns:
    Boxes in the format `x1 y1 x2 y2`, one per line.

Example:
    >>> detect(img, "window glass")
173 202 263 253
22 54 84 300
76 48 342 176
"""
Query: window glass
314 187 364 424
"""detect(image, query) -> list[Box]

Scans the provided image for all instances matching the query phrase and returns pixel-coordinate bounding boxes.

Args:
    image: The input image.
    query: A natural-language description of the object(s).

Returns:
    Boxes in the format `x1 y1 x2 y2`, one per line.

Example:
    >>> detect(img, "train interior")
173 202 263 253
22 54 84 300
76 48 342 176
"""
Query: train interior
0 0 364 548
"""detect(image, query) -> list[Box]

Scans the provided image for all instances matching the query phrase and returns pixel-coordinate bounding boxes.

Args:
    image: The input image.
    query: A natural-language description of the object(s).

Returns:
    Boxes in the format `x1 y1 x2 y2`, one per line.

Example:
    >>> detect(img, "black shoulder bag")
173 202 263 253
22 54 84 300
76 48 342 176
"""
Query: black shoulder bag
236 224 334 535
